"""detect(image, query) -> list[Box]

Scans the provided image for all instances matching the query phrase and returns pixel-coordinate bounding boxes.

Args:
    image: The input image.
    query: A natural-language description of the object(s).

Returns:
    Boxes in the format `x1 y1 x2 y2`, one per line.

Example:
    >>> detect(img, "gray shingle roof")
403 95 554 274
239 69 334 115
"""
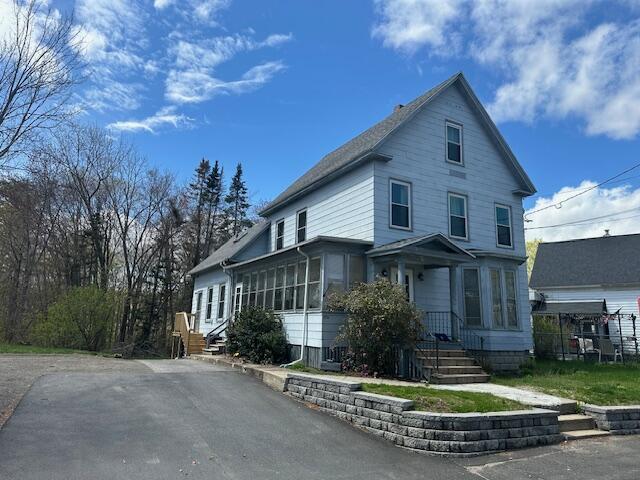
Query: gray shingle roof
260 72 536 216
529 234 640 288
187 220 270 276
532 300 606 315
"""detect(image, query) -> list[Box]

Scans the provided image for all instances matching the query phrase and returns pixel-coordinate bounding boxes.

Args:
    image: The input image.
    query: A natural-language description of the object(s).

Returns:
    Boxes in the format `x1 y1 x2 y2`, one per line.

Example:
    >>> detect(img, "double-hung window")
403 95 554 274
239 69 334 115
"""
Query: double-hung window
296 210 307 243
390 180 411 229
495 204 513 247
504 271 518 328
446 122 462 164
462 268 482 326
490 269 504 328
217 284 226 320
489 269 519 328
448 193 468 239
276 219 285 250
205 287 214 323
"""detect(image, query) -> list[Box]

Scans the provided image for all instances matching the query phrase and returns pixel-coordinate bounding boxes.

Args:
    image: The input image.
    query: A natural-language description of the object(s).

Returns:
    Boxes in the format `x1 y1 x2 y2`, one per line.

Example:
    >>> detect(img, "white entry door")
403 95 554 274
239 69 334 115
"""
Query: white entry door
390 267 414 302
233 284 243 317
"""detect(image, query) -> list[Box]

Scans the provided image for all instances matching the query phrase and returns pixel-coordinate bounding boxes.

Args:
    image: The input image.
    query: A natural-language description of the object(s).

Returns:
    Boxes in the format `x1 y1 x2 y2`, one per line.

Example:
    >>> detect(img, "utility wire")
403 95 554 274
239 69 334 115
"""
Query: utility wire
524 161 640 221
528 173 640 199
525 206 640 230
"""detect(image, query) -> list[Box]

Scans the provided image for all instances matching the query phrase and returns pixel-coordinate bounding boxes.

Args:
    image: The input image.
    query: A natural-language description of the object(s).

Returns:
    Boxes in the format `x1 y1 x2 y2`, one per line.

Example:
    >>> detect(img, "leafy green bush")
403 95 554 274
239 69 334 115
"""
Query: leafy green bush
532 315 562 360
31 286 117 351
225 307 288 364
330 279 422 376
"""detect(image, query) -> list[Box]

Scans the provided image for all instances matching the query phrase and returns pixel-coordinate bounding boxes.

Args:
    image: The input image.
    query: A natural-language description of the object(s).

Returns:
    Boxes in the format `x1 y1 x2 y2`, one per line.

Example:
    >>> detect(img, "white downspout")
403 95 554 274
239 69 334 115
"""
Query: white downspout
282 246 310 368
221 260 233 323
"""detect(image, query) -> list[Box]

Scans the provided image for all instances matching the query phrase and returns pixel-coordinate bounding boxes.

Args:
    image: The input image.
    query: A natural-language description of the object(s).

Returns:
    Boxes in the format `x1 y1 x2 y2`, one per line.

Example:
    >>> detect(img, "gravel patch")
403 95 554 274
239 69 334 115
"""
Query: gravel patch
0 354 151 428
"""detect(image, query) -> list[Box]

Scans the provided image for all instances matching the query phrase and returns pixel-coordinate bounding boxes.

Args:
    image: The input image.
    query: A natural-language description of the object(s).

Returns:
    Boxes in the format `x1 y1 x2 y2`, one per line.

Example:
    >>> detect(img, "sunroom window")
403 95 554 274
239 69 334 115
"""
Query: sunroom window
463 268 482 326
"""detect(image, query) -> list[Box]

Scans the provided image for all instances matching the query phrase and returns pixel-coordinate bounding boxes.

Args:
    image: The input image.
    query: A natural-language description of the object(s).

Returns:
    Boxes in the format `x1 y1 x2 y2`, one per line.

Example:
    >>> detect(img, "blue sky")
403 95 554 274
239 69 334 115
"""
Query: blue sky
31 0 640 240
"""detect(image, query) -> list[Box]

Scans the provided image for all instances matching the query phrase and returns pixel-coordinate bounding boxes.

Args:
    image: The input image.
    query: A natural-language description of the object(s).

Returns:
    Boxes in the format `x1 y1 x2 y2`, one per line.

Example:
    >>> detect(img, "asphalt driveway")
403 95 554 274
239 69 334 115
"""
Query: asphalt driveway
1 358 640 480
0 359 475 480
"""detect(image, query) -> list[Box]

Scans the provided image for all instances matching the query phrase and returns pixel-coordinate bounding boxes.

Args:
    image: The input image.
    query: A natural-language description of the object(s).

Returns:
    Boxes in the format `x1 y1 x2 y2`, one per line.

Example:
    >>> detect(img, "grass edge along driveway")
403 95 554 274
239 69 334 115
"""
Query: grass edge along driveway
361 383 524 413
493 359 640 406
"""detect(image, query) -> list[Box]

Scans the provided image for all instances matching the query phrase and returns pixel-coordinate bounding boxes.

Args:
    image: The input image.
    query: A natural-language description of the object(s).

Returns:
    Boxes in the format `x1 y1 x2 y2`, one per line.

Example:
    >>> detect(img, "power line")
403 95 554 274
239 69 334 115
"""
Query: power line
528 174 640 199
524 161 640 221
525 207 640 230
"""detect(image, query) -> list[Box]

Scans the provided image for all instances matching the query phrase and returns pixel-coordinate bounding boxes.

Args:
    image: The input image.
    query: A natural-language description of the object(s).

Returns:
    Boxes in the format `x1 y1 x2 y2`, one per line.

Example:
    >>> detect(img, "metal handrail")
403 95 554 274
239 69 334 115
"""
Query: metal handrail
205 318 230 348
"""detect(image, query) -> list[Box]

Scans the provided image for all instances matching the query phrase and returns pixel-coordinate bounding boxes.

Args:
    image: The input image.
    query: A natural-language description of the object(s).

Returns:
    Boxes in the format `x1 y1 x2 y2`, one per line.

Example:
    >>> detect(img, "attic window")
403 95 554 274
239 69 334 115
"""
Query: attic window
296 209 307 243
446 122 462 164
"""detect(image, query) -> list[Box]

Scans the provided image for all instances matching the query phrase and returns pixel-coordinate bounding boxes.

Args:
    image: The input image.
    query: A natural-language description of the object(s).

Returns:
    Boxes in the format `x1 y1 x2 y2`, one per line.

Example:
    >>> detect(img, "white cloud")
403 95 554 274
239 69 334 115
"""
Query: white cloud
107 106 193 133
372 0 640 139
524 181 640 241
166 60 286 104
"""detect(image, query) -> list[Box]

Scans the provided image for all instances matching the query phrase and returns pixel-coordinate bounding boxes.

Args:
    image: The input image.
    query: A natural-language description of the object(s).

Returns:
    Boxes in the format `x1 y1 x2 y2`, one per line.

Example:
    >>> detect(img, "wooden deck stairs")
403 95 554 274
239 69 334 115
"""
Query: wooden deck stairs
173 312 206 356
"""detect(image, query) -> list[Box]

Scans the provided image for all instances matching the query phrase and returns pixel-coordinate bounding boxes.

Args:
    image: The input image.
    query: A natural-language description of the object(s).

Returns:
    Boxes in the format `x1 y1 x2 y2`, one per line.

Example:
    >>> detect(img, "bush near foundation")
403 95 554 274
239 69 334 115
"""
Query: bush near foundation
226 307 288 364
330 279 422 376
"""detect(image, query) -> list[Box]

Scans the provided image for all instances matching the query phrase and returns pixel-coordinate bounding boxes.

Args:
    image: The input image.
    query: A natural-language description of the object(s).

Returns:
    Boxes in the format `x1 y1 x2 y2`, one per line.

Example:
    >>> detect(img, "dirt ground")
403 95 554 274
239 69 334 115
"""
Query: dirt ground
0 354 151 428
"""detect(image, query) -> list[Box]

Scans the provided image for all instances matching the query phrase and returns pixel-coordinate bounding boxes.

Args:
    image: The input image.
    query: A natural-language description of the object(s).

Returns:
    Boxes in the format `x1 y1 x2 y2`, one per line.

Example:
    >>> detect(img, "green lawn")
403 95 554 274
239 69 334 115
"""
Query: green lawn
0 343 96 355
493 359 640 406
361 383 524 413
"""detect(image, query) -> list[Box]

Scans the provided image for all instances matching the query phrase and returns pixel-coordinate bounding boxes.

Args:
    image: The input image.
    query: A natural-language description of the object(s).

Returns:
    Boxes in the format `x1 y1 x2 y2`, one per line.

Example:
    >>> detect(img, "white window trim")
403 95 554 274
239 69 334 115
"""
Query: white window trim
296 208 307 243
495 203 513 248
445 121 463 165
448 192 469 240
389 179 412 230
275 219 285 250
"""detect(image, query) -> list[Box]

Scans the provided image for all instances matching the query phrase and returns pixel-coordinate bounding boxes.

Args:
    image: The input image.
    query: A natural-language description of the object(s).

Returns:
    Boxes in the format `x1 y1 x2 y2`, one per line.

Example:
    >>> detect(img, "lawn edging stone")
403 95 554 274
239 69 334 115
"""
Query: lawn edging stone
286 374 561 456
583 404 640 435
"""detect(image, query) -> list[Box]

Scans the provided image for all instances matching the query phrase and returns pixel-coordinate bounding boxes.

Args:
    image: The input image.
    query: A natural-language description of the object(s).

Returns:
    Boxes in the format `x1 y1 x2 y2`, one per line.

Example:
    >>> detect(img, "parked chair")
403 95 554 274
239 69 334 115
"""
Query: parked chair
578 337 594 353
596 338 622 363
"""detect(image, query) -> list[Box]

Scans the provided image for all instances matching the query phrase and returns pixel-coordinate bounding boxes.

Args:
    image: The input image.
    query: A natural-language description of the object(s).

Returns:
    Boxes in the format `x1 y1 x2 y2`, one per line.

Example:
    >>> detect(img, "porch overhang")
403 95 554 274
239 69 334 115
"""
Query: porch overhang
365 233 476 267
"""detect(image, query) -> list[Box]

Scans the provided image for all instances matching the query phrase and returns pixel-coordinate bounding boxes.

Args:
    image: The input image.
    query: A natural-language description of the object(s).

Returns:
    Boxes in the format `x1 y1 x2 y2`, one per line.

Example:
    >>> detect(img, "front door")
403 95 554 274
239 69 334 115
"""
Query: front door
194 291 203 331
390 267 414 302
233 284 243 317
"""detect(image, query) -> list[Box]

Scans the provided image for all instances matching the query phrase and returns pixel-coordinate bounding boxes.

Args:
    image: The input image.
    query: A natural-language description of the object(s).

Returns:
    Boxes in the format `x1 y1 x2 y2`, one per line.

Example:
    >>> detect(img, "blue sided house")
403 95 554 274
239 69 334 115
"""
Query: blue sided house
182 72 537 381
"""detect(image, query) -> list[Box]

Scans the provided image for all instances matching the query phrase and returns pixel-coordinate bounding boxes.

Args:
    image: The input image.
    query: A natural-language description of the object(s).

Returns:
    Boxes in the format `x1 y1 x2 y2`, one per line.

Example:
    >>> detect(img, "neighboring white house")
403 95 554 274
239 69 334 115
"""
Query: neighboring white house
529 233 640 354
188 72 537 372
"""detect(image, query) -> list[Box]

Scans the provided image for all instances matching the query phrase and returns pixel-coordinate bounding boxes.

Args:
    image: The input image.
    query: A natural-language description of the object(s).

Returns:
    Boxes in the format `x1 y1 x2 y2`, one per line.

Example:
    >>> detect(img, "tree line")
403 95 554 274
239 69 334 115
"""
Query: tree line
0 1 255 354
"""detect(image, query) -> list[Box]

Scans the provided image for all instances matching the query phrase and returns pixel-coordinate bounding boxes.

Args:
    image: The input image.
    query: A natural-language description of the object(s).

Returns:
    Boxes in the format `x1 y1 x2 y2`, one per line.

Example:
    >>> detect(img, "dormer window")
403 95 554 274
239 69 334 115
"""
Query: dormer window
446 122 462 164
296 209 307 243
276 219 284 250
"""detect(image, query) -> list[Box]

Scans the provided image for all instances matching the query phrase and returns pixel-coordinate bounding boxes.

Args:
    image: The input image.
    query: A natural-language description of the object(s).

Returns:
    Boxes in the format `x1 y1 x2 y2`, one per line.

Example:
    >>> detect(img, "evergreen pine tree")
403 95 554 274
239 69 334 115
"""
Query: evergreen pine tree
224 163 251 237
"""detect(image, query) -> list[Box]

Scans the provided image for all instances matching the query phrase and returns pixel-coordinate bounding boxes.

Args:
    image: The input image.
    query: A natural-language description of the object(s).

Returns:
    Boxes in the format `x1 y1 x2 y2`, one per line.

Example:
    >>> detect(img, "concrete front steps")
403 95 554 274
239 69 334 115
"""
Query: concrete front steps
559 414 611 441
202 340 226 356
417 348 490 384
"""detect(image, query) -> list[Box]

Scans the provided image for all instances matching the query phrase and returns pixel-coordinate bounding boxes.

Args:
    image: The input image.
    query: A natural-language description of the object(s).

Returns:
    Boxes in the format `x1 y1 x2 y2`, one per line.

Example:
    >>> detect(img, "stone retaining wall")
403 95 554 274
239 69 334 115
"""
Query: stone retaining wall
583 404 640 434
286 373 561 456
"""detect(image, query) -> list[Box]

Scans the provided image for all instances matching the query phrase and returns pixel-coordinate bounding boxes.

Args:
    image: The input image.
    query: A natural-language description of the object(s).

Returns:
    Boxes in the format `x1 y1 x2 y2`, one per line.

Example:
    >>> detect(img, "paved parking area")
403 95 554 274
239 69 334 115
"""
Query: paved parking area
1 356 640 480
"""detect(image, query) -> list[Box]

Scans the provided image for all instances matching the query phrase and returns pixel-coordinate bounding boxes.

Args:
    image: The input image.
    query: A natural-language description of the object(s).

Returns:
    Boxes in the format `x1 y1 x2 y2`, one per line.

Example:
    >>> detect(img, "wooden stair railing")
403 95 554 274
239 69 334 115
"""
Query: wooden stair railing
173 312 205 356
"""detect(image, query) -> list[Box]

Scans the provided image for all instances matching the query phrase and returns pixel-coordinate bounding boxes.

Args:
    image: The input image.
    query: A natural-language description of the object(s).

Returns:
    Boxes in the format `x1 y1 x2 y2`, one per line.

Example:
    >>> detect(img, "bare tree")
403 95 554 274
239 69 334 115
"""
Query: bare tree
0 0 81 166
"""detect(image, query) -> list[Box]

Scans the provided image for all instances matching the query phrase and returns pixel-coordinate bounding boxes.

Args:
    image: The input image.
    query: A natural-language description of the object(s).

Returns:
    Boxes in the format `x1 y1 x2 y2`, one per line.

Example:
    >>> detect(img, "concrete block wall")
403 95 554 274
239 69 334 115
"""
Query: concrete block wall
468 350 530 373
286 373 561 456
583 405 640 434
